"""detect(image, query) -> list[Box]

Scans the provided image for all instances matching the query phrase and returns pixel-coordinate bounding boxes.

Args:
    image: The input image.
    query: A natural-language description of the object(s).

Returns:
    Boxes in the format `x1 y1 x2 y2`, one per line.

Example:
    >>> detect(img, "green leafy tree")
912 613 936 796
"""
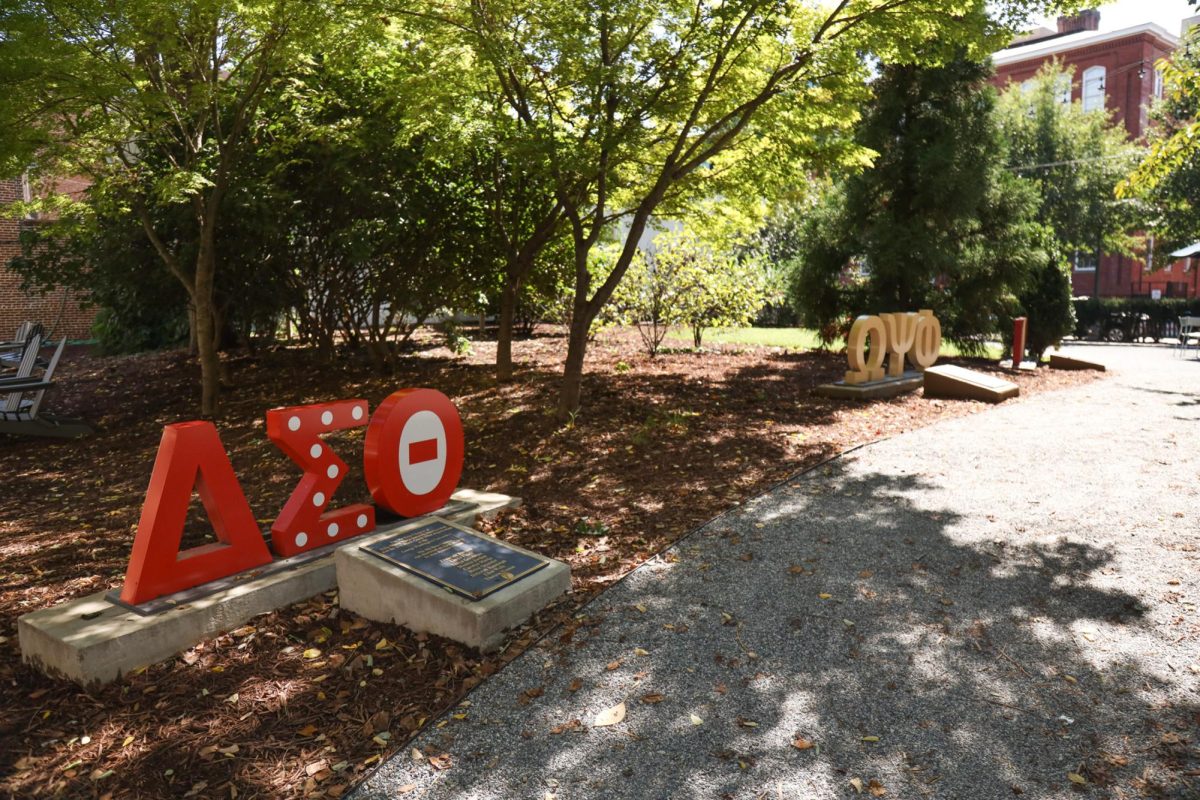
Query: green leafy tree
1 0 350 414
995 63 1143 297
1118 28 1200 263
791 56 1048 350
1120 1 1200 201
416 0 1082 417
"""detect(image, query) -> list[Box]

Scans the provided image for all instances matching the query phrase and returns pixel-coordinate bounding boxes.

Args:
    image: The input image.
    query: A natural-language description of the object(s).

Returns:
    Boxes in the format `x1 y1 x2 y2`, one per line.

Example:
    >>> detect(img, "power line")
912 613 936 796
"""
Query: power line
1008 149 1143 172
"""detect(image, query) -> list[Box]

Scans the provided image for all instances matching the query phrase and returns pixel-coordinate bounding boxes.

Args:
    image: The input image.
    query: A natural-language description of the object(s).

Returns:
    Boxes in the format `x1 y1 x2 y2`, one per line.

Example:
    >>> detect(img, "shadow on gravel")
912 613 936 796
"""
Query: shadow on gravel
382 465 1200 800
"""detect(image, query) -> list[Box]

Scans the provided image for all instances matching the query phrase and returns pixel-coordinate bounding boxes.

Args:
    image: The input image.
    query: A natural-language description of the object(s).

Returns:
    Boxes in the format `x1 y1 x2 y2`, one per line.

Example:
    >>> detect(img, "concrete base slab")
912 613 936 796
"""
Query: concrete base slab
18 489 520 685
999 360 1038 371
337 520 570 653
814 371 924 400
1050 354 1106 371
923 364 1019 403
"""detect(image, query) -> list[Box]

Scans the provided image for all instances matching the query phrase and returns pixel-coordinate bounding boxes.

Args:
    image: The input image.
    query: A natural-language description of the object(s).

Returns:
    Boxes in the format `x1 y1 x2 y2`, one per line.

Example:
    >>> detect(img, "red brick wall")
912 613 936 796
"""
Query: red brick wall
992 32 1175 139
992 31 1188 298
0 177 96 340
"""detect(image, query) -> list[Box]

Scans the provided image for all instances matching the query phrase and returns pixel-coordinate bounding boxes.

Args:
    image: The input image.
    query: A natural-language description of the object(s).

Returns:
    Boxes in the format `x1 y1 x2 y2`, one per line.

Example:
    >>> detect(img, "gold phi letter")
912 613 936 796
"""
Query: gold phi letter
909 309 942 370
845 315 886 385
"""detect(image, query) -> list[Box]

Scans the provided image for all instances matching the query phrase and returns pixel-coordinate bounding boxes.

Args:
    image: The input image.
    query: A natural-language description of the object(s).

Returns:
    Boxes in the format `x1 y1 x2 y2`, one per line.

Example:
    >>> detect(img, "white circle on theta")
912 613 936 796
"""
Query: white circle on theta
398 410 446 496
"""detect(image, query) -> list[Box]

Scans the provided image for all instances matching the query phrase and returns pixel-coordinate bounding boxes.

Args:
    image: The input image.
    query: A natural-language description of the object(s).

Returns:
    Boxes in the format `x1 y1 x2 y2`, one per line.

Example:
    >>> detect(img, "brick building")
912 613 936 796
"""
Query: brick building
991 10 1194 299
0 176 95 340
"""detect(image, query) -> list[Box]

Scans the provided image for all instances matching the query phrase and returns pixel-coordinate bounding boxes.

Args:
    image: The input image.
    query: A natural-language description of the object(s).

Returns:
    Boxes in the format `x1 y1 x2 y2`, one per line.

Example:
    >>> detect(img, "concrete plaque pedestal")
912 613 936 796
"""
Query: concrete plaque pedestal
1049 354 1105 371
18 489 520 685
923 364 1019 403
337 520 570 653
814 371 924 400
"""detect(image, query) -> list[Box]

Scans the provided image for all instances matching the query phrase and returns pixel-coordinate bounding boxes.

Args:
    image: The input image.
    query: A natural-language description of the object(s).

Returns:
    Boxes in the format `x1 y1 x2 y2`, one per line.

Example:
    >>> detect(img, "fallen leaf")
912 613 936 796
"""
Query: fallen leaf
396 785 417 794
298 725 318 737
858 570 874 579
305 760 328 776
549 719 584 734
634 648 650 657
593 702 626 728
428 754 452 771
605 660 622 671
818 593 832 600
862 735 880 742
635 604 647 613
640 693 665 704
1067 772 1086 785
690 713 704 726
302 648 321 660
567 678 584 693
850 777 864 793
868 778 887 797
792 737 815 751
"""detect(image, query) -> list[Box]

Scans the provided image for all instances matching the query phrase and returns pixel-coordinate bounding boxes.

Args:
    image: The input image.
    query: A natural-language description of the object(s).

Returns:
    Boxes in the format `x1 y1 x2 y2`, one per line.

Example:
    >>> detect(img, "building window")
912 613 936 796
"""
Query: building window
1082 66 1106 112
1073 250 1098 272
1020 79 1036 94
1056 74 1072 105
1154 68 1165 99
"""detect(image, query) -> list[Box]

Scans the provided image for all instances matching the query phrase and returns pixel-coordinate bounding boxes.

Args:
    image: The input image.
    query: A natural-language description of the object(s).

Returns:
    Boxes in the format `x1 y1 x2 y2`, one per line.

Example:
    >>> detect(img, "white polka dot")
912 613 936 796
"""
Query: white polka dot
288 416 301 432
321 410 333 425
309 443 322 459
326 464 339 479
356 514 369 529
312 492 325 507
352 405 364 420
295 531 308 548
327 522 339 537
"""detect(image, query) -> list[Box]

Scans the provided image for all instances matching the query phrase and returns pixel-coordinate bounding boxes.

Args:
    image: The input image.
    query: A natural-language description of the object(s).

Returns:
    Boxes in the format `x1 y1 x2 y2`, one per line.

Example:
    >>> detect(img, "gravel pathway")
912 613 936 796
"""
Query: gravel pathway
351 344 1200 800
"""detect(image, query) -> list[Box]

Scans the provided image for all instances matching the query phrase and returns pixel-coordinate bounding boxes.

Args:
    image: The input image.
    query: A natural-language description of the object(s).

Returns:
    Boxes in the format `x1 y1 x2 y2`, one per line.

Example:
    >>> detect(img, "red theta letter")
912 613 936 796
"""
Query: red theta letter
120 422 273 605
364 389 464 518
266 399 376 557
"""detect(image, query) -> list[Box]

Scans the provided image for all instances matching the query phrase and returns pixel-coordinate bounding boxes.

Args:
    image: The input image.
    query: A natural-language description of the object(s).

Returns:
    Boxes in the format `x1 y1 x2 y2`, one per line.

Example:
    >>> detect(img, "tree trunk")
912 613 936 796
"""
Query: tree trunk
693 325 703 349
557 315 590 420
193 217 222 415
187 304 198 356
496 278 519 382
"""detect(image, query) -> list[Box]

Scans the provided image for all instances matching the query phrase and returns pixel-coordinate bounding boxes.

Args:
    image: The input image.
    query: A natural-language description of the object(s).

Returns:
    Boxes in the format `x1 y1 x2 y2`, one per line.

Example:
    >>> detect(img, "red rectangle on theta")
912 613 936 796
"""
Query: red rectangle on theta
408 438 440 464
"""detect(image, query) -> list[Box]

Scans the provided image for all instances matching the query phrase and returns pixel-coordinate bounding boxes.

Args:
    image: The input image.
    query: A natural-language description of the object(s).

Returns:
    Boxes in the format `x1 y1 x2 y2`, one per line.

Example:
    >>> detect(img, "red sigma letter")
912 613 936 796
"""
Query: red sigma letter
266 399 376 557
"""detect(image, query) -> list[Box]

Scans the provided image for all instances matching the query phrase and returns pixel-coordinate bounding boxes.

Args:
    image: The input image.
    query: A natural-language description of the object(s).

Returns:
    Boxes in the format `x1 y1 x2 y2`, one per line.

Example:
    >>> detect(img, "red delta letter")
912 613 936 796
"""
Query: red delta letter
266 399 375 557
120 422 273 605
364 389 464 518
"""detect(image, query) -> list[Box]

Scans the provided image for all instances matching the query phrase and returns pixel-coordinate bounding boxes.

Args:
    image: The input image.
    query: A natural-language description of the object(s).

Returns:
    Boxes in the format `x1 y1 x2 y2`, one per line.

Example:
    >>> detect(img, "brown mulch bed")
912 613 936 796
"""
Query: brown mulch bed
0 327 1103 799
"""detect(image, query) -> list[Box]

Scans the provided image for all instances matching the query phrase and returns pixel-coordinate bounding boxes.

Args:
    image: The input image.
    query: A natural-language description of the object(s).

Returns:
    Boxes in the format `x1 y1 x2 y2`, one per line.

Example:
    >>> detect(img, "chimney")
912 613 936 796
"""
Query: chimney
1058 9 1100 34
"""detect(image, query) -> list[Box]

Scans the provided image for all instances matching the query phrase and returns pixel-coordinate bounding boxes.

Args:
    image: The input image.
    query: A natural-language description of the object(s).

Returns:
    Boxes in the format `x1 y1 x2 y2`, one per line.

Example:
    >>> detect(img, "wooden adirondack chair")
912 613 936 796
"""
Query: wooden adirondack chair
0 323 46 370
0 337 91 438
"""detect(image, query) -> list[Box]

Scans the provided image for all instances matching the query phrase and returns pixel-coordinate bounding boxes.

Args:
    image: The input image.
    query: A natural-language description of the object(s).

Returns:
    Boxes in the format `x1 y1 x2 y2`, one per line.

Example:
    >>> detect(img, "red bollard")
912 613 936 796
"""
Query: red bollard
1011 317 1028 368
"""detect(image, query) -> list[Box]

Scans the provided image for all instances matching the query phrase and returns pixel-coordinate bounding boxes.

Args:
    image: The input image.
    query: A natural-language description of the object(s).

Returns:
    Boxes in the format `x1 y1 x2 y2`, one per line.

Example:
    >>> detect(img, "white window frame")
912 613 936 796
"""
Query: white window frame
1082 66 1106 112
1073 250 1098 273
1154 68 1165 99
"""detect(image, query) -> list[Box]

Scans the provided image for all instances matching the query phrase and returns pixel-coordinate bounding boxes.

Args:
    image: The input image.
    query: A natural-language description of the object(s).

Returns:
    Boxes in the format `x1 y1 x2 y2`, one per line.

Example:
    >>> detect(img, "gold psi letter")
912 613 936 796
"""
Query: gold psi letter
880 312 919 377
845 315 886 385
909 309 942 370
